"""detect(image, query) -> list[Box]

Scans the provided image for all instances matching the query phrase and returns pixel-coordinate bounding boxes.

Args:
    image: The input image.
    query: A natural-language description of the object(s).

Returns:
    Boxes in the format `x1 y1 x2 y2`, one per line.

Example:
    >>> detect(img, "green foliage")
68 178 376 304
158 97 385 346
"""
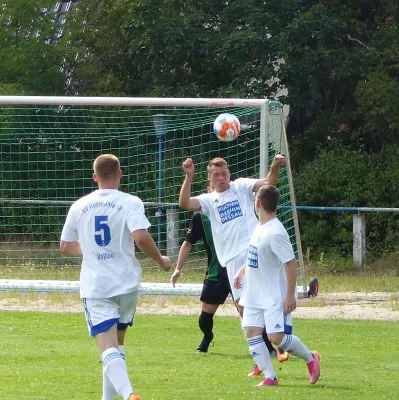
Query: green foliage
310 251 356 274
281 0 398 150
0 1 66 94
295 143 399 256
1 0 399 262
63 0 282 98
354 72 399 149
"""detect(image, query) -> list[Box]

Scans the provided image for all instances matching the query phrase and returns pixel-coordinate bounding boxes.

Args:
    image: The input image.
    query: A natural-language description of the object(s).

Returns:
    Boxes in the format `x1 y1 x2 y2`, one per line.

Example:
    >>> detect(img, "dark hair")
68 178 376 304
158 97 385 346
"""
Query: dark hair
93 154 120 180
257 185 280 212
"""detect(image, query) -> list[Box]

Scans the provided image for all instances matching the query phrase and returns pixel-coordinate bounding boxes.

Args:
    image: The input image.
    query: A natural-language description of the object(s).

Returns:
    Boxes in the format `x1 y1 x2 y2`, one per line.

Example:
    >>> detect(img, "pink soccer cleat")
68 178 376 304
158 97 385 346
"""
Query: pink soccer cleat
307 351 321 384
257 377 279 386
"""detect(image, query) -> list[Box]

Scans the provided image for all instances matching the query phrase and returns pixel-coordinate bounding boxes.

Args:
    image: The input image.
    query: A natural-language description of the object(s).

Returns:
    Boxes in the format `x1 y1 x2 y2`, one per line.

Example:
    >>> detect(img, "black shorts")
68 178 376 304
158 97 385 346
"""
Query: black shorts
200 277 232 305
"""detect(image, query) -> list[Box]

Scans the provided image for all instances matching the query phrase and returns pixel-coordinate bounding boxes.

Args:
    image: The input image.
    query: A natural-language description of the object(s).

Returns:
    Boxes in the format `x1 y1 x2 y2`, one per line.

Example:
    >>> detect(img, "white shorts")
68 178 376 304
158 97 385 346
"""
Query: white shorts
242 307 293 334
83 291 139 337
225 250 248 301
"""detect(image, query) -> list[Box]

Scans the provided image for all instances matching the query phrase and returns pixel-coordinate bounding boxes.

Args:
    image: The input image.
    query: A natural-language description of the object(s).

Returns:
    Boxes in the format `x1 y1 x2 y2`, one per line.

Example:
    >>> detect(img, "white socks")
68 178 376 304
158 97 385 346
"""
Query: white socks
119 345 125 358
247 335 276 379
102 370 116 400
102 347 133 400
278 334 313 362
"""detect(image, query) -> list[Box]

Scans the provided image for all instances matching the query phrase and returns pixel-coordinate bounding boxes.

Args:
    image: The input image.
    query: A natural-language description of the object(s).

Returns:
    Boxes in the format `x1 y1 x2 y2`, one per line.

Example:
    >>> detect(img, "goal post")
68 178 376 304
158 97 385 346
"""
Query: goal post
0 96 307 295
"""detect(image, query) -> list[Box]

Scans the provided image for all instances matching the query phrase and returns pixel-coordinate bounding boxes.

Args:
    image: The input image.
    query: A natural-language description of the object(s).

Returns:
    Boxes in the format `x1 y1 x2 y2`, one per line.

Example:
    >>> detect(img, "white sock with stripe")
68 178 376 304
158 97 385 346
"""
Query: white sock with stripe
102 367 116 400
247 335 276 379
102 345 127 400
102 347 133 400
278 334 313 362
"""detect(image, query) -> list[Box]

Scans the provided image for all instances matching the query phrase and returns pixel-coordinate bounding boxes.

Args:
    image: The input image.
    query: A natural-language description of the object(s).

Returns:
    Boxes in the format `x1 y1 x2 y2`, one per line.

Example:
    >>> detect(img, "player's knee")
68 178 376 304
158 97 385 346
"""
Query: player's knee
199 311 214 322
245 326 263 338
201 303 219 314
267 332 285 346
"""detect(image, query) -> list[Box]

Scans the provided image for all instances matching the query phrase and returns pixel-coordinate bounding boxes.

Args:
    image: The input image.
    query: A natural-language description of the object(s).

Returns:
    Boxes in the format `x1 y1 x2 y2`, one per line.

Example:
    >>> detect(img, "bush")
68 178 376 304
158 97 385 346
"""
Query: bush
294 143 399 257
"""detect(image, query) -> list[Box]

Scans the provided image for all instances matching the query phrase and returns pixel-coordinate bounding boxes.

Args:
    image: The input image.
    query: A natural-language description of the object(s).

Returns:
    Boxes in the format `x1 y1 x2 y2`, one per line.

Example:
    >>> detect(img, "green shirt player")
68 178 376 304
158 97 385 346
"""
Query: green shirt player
171 212 230 352
170 212 278 356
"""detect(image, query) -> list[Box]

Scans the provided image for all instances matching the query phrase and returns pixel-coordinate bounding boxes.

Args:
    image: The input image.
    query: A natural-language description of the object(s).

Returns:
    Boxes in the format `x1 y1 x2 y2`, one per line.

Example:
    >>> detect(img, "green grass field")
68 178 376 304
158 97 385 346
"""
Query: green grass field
0 312 398 400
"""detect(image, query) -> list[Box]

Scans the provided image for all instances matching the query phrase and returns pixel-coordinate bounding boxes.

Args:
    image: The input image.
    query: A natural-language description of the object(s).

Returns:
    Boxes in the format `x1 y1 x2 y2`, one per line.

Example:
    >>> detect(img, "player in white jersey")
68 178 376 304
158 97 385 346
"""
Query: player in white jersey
234 185 321 387
60 154 171 400
179 155 284 310
178 155 289 372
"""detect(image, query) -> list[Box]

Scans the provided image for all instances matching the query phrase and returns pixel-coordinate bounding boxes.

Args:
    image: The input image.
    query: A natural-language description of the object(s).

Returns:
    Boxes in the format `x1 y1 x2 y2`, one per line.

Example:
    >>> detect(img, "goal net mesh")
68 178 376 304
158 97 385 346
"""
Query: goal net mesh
0 99 303 289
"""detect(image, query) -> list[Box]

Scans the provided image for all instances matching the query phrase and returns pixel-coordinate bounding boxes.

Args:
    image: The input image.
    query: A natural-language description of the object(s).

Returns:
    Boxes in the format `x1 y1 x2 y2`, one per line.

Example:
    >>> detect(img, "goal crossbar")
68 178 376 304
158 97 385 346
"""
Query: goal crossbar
0 96 268 107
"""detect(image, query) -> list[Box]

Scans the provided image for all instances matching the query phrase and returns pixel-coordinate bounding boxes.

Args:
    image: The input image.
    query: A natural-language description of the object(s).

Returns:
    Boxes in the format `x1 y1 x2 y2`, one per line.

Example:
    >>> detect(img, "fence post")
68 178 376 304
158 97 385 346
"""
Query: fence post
166 207 179 258
353 213 366 268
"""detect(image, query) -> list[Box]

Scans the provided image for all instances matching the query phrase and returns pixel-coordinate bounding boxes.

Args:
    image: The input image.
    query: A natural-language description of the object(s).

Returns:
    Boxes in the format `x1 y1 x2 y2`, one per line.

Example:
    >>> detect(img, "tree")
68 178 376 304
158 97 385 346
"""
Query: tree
63 0 286 97
2 0 398 256
278 0 399 156
0 0 66 95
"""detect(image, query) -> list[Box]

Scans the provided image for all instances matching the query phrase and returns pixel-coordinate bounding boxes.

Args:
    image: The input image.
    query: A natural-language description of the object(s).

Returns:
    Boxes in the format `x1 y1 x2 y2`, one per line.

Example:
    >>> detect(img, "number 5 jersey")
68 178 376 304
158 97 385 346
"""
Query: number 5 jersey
61 189 150 298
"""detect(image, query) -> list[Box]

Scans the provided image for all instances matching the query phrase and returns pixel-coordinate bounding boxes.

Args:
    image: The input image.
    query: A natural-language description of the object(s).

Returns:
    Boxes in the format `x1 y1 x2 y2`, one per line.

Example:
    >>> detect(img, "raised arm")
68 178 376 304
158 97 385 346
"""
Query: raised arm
253 154 286 193
179 158 201 211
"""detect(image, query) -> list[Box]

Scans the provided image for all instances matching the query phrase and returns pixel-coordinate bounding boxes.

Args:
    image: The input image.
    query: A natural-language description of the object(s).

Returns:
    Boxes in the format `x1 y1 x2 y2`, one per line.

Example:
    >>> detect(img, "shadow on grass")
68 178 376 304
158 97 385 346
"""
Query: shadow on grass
203 351 250 360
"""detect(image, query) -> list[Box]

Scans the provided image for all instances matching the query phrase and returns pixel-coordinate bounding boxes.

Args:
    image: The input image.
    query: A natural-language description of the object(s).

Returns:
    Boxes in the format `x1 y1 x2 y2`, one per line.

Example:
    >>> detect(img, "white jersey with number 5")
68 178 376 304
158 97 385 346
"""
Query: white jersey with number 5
240 218 296 310
61 189 150 299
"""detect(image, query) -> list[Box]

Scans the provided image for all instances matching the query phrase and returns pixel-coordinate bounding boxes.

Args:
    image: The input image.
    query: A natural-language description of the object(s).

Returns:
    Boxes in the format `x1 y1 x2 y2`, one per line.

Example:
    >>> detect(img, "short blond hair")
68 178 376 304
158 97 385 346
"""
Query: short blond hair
93 154 120 180
207 157 228 172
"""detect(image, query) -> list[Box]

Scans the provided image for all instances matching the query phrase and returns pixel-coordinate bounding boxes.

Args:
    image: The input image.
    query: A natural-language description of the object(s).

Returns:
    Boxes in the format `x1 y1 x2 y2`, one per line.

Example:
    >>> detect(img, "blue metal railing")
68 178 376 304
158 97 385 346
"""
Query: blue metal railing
280 206 399 213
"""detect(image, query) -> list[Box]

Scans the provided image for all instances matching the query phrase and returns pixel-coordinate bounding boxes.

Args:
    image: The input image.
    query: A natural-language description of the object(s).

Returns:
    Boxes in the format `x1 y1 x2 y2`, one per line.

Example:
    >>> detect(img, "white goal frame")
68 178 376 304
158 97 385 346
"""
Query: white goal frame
0 95 308 297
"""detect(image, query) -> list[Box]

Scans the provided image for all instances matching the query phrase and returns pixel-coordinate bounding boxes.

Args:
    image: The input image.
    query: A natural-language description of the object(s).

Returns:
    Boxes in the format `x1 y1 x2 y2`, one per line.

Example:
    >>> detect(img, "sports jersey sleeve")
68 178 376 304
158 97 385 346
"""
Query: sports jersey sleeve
60 203 79 242
185 213 204 245
126 196 151 233
271 232 296 264
196 193 212 216
234 177 258 196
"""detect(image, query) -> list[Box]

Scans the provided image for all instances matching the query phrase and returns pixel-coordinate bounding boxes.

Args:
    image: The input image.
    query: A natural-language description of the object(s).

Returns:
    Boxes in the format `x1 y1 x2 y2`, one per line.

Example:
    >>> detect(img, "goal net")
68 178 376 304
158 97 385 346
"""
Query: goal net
0 96 306 295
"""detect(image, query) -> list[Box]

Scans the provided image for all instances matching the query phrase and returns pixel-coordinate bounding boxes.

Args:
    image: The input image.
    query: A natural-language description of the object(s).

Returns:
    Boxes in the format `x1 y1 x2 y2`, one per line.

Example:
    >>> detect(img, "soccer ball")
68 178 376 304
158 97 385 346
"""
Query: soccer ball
213 113 241 142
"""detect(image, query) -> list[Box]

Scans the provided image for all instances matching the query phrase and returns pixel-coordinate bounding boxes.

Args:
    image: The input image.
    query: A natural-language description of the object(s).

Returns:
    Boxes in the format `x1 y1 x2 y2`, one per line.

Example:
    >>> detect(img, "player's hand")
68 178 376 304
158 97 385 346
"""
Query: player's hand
159 256 172 271
183 158 195 177
284 293 297 313
170 268 181 287
273 154 286 166
233 270 244 289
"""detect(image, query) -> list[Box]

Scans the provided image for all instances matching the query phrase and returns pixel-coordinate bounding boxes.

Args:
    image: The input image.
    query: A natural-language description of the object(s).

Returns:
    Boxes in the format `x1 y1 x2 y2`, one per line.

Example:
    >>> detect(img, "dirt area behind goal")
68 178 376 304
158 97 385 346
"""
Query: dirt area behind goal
0 292 397 321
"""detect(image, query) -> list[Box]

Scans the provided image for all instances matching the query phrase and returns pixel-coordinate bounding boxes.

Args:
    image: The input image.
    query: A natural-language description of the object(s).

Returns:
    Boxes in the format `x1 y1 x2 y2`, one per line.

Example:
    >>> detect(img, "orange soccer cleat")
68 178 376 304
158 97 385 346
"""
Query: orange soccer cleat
128 394 142 400
276 348 290 363
248 363 262 377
